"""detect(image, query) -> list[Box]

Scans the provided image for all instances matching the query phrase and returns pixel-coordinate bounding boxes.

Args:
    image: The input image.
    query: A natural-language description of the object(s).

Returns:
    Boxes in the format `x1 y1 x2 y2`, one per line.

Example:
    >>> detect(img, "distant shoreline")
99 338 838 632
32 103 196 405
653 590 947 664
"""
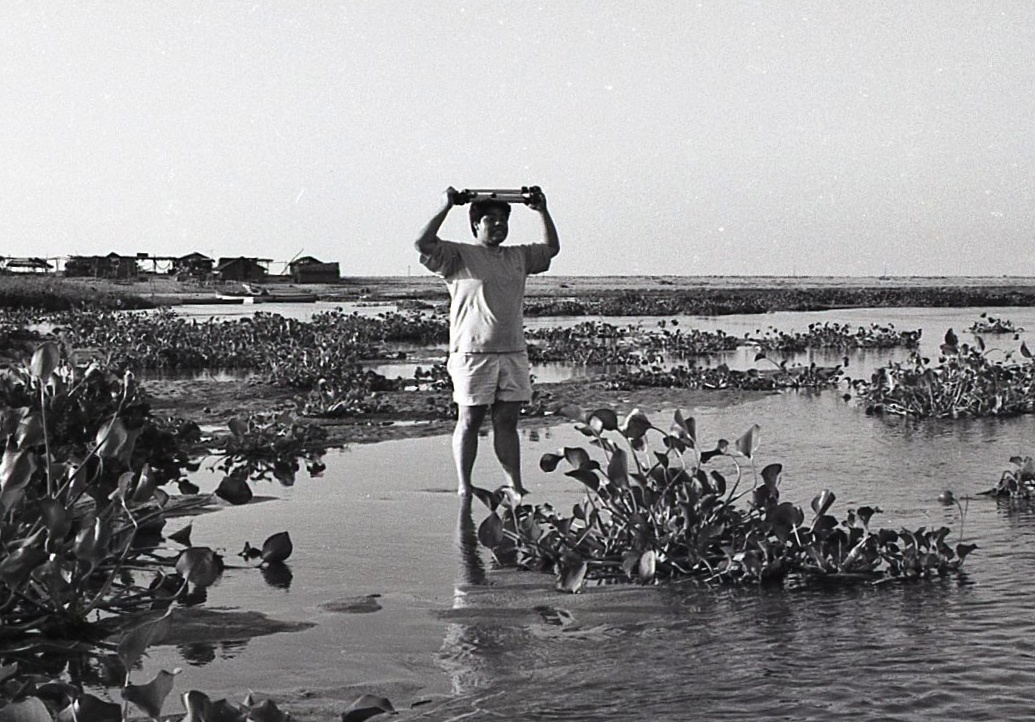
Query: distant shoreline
4 273 1035 314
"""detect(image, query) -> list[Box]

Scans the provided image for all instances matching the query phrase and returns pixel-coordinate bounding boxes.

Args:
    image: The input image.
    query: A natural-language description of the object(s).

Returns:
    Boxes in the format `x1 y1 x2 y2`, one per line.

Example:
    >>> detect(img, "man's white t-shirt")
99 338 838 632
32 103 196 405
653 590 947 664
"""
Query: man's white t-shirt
420 240 554 353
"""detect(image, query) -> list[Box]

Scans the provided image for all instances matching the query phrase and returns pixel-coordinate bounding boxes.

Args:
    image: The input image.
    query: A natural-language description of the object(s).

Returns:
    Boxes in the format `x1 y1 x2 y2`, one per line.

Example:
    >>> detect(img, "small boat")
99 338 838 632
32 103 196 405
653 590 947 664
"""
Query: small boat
217 283 318 304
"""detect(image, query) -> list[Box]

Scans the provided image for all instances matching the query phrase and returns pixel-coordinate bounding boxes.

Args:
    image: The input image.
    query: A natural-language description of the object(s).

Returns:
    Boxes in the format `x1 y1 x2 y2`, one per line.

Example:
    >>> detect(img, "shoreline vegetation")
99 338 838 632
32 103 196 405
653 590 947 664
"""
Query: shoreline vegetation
6 273 1035 313
4 274 1035 447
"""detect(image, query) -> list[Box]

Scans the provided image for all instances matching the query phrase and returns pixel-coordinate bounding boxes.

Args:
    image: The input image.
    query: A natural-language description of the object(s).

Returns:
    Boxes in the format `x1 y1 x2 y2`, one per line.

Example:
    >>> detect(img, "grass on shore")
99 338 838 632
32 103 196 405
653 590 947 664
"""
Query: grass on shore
0 275 154 311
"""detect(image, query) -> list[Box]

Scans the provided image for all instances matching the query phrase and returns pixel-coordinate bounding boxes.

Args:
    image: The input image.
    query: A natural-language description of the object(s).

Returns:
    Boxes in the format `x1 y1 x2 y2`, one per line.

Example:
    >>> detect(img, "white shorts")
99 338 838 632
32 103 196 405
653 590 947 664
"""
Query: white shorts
447 351 533 407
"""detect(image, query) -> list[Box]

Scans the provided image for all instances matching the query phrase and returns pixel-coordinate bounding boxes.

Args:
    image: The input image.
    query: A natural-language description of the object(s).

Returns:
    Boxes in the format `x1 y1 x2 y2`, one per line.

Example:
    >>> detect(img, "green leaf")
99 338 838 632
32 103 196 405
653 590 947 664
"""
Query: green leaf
563 447 592 470
0 546 48 590
638 549 657 584
175 547 223 589
29 342 60 380
810 489 836 517
0 696 53 722
341 694 396 722
477 514 504 548
565 468 601 492
73 517 112 569
956 543 978 563
131 465 158 504
0 446 37 514
56 694 122 722
95 418 129 459
760 463 782 489
621 408 651 441
181 690 213 722
672 410 696 446
468 485 498 511
539 453 563 473
260 532 293 564
246 698 290 722
15 412 45 448
215 476 253 505
709 470 727 496
228 416 249 437
588 408 618 432
735 424 761 458
122 669 179 719
118 608 173 671
556 558 588 593
168 522 193 547
606 448 630 489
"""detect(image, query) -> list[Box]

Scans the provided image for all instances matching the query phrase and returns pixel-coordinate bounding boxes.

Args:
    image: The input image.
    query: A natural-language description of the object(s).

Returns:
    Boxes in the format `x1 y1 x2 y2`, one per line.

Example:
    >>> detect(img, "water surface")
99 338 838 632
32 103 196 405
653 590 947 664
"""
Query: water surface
138 305 1035 720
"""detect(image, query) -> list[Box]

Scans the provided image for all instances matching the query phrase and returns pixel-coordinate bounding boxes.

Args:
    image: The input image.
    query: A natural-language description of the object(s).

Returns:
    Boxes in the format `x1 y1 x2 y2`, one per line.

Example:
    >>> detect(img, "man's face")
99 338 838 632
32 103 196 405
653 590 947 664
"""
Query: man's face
474 209 509 247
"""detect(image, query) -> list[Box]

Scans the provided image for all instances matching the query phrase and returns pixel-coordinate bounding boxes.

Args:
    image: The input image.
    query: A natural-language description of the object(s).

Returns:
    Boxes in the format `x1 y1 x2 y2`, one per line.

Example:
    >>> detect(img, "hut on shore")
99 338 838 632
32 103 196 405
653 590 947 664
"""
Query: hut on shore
0 257 53 274
289 256 340 284
64 253 140 279
215 257 268 283
173 252 214 280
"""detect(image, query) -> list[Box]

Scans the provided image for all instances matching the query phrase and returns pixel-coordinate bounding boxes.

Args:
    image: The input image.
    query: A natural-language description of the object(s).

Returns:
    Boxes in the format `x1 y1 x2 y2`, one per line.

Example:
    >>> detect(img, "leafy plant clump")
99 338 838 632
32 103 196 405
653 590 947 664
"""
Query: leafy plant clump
0 343 333 697
474 408 975 591
746 322 920 352
967 312 1024 335
979 456 1035 501
851 329 1035 418
604 357 844 393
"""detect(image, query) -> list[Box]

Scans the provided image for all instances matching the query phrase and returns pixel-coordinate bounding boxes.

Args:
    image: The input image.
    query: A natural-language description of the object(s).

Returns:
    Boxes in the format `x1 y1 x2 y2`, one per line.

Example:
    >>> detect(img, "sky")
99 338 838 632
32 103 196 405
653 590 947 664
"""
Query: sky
1 1 1032 277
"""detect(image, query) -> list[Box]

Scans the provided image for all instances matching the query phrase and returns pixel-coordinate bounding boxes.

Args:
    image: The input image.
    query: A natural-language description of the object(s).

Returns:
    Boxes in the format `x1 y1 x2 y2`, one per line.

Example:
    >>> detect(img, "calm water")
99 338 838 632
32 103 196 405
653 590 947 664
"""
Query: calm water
137 305 1035 720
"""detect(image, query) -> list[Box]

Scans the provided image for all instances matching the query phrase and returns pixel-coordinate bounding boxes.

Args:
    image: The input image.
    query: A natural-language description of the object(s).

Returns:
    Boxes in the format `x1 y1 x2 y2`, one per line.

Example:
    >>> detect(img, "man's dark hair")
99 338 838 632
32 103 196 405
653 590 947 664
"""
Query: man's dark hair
469 199 511 236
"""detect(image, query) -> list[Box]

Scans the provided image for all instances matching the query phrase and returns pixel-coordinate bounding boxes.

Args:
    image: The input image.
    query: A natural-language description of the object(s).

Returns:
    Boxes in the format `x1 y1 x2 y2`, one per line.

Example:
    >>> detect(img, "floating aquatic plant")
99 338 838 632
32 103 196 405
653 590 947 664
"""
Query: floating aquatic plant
851 329 1035 418
475 408 975 591
967 312 1024 335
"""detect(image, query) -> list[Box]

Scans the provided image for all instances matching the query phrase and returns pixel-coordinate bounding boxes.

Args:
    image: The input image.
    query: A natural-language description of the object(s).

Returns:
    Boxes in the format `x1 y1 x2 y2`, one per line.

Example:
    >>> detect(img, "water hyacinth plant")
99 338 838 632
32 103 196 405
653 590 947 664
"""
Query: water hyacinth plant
604 357 845 392
851 329 1035 418
0 343 338 715
475 408 975 591
979 456 1035 501
745 322 921 352
967 312 1024 335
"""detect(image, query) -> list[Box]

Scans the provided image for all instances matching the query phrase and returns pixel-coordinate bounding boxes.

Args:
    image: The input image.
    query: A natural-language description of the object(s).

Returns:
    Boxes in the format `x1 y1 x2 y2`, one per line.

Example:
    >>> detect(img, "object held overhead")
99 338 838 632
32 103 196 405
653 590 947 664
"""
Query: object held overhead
456 186 543 205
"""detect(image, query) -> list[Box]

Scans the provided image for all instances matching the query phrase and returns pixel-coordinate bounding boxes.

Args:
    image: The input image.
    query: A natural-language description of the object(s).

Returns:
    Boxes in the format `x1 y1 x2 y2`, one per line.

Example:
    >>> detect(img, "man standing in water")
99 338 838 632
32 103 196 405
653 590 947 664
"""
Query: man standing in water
414 186 560 497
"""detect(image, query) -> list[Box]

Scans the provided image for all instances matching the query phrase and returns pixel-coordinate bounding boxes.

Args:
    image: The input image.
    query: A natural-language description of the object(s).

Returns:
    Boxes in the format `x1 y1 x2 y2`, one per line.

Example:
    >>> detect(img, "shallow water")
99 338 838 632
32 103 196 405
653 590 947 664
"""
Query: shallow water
131 305 1035 720
142 387 1035 721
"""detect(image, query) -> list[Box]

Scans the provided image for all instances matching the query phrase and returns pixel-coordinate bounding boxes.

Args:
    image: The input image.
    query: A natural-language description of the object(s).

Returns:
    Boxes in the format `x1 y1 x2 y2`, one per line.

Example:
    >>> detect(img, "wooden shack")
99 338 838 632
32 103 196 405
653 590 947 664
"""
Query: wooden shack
289 256 340 284
215 257 268 283
173 252 214 280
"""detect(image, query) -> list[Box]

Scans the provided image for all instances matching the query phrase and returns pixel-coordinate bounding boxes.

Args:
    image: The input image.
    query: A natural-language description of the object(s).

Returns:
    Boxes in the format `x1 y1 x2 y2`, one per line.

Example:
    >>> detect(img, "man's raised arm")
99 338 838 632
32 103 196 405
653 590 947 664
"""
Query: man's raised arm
528 190 559 257
414 187 459 256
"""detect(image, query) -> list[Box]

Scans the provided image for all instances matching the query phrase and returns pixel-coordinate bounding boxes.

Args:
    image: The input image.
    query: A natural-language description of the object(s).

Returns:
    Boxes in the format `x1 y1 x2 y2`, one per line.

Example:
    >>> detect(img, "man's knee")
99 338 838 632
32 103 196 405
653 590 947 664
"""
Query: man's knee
491 401 522 430
456 405 489 433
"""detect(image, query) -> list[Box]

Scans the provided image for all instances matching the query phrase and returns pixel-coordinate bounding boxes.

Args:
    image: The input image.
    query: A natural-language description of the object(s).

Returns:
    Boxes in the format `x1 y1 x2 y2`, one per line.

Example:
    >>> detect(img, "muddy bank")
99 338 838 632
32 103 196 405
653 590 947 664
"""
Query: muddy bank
143 376 761 447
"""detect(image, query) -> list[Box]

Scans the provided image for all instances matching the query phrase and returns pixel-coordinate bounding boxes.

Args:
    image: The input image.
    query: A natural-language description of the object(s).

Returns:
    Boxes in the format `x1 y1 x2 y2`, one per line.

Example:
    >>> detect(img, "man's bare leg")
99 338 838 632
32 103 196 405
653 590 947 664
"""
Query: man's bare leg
453 405 488 496
491 400 527 495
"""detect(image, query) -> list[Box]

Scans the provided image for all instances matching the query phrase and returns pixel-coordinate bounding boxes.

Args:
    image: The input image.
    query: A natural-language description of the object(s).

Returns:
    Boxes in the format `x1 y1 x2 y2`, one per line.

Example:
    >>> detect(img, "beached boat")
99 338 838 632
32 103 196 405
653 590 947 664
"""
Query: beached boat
216 284 318 304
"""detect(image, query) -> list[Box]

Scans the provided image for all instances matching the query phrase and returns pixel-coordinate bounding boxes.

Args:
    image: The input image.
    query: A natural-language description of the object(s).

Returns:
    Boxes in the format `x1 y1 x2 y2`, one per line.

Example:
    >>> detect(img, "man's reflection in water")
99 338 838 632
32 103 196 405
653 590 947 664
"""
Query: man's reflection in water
441 495 489 694
455 495 487 597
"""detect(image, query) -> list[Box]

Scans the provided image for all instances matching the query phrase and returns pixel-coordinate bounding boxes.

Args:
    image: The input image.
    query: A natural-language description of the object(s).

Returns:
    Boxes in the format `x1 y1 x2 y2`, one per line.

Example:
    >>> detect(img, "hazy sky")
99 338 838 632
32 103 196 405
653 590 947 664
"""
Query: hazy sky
1 2 1032 277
